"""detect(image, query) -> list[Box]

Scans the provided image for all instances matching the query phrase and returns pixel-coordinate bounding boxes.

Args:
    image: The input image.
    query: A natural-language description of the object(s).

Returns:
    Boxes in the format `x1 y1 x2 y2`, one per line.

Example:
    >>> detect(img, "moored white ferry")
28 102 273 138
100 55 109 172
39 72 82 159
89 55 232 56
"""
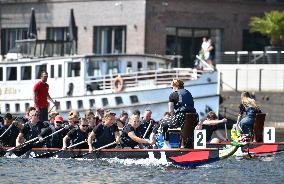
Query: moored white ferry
0 53 219 120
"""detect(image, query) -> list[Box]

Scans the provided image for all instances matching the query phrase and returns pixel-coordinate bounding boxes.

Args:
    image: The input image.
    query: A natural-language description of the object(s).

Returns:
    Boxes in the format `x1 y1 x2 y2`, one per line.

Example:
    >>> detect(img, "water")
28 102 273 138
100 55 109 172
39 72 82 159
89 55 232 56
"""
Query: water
0 152 284 184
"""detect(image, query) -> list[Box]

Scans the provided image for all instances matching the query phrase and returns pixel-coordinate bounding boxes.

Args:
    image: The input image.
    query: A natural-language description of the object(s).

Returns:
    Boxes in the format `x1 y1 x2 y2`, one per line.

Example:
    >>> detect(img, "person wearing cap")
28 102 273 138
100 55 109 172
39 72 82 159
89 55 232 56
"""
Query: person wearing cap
120 113 154 149
48 111 59 125
158 79 198 149
16 109 49 148
88 110 120 152
0 113 23 147
39 115 68 148
33 71 59 122
62 118 89 150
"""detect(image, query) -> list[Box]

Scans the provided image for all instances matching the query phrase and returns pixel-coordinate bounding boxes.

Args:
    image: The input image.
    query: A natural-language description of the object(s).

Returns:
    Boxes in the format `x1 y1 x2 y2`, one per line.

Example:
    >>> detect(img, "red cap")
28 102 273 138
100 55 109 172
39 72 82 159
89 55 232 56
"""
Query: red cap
55 115 63 122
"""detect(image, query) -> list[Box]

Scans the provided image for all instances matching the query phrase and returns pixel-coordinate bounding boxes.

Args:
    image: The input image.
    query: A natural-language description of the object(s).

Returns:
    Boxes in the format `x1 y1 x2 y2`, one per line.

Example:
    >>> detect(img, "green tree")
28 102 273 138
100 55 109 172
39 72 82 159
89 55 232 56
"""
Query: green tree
250 11 284 46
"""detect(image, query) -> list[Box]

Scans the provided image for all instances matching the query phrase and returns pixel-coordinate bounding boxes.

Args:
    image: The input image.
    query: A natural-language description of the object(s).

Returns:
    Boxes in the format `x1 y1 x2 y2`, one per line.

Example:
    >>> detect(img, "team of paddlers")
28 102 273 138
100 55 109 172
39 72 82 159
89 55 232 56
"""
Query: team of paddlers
0 77 260 153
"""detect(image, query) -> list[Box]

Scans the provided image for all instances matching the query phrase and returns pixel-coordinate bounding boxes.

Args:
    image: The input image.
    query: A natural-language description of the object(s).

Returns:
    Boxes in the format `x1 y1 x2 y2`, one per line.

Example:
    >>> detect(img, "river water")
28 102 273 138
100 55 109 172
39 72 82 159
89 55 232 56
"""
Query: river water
0 130 283 184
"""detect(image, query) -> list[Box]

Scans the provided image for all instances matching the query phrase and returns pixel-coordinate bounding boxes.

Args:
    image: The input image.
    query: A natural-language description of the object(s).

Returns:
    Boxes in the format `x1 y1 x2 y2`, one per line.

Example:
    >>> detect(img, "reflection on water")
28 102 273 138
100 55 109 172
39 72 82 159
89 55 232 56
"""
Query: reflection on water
1 152 284 184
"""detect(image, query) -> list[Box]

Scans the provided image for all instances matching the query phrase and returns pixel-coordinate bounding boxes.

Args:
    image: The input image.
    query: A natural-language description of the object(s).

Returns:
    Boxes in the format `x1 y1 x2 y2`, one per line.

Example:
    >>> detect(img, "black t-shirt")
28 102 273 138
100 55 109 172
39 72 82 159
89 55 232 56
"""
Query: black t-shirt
20 121 48 141
0 124 19 147
67 128 88 149
169 92 179 104
120 124 139 148
136 118 158 139
92 123 118 148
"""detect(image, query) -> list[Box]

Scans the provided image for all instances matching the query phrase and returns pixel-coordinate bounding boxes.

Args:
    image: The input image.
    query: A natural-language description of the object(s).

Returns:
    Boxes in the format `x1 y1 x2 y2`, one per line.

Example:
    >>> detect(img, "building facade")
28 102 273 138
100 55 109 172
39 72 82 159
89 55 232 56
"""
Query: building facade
0 0 284 67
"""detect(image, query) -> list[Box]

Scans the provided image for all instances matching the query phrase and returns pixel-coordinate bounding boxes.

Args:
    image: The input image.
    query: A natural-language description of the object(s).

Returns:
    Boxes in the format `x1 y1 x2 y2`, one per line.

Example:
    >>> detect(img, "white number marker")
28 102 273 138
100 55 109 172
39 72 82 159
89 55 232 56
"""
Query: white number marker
194 130 206 149
263 127 275 143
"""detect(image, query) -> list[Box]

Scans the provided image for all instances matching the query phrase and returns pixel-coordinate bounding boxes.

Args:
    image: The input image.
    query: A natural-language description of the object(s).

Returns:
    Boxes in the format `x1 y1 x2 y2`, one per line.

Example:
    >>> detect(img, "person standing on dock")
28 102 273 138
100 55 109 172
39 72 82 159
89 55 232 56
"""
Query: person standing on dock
33 71 58 122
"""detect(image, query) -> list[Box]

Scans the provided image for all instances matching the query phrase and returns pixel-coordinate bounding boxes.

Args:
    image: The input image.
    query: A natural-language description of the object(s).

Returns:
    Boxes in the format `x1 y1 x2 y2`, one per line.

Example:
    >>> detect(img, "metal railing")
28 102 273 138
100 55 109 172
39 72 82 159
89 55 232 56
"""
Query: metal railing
85 68 200 91
220 51 284 64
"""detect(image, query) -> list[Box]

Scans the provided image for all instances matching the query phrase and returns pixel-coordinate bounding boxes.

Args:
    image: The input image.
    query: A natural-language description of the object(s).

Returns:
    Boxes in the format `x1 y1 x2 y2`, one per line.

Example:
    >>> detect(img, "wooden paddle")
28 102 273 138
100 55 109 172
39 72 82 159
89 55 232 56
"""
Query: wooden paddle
0 124 14 139
71 141 116 158
33 140 87 158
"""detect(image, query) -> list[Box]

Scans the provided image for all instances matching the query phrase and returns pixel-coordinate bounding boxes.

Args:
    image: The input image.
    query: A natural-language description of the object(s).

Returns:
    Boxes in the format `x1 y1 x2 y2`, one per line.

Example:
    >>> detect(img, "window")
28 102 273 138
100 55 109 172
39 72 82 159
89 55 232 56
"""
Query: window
115 96 123 105
87 59 101 76
25 103 30 111
93 26 126 54
66 101 72 110
1 28 28 56
58 64 62 78
15 103 20 112
35 64 47 79
102 98 109 107
89 99 95 108
130 95 139 104
147 62 156 70
107 61 119 75
5 104 10 112
50 65 54 78
126 62 132 73
0 67 3 81
56 101 61 110
138 62 143 71
46 27 78 56
7 67 17 81
77 100 83 109
21 66 31 80
242 30 270 51
67 62 80 77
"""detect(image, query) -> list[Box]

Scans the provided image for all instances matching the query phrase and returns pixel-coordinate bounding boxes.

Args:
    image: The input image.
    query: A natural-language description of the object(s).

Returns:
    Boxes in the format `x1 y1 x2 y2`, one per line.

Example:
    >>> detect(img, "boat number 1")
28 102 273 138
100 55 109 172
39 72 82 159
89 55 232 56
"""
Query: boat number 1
263 127 275 143
194 130 206 149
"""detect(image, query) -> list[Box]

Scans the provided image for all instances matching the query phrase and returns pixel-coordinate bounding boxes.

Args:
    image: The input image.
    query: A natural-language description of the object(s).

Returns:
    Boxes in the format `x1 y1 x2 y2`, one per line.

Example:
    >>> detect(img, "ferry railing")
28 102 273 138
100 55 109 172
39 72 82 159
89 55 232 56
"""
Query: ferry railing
85 68 200 91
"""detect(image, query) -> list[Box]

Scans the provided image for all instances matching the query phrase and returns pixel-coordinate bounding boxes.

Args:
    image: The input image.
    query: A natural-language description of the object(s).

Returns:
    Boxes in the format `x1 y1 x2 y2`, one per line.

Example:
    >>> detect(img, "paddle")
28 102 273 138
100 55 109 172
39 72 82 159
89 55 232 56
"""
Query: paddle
72 141 116 159
33 140 87 158
4 125 69 156
143 120 153 139
34 125 69 144
0 124 13 139
224 108 229 141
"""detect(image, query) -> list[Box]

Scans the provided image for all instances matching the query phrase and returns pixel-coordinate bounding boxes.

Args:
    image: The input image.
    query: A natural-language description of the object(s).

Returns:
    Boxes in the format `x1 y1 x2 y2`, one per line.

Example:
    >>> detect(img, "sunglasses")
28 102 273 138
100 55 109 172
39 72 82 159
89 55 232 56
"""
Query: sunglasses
81 125 89 127
55 121 63 124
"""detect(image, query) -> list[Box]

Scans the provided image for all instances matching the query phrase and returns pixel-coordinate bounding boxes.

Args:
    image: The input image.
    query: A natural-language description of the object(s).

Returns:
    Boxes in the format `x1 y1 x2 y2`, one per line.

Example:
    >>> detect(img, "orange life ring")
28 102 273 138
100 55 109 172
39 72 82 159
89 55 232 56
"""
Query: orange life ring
113 75 124 92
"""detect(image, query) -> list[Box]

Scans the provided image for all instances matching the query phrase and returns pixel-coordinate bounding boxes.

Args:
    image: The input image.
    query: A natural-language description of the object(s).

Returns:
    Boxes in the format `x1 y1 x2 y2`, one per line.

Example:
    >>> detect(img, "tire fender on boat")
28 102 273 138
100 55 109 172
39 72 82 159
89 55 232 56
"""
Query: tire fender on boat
113 75 124 92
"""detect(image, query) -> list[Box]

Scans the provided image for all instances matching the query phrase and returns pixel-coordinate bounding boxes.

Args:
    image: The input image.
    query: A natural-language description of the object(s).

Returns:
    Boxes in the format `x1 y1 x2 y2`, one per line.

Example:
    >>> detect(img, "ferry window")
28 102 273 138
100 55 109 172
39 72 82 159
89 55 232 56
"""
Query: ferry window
21 66 31 80
126 62 132 73
89 99 95 108
88 59 101 76
130 95 139 104
50 65 54 78
147 62 156 70
5 104 10 112
35 64 47 79
6 67 17 81
56 101 61 110
77 100 83 109
25 103 30 111
67 62 80 77
93 26 126 54
66 101 72 110
0 67 3 81
58 64 62 78
15 103 20 112
115 97 123 105
107 61 119 75
138 62 143 71
102 98 109 107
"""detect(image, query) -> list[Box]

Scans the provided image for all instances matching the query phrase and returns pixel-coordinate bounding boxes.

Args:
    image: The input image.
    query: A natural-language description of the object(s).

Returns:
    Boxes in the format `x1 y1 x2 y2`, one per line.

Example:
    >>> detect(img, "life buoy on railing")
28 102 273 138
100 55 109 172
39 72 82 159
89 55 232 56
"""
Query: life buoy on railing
113 75 124 92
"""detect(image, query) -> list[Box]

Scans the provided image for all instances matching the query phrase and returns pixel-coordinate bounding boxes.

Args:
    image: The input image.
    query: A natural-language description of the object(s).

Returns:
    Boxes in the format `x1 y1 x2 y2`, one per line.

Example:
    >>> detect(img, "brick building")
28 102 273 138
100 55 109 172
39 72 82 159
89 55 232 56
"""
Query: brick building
0 0 284 67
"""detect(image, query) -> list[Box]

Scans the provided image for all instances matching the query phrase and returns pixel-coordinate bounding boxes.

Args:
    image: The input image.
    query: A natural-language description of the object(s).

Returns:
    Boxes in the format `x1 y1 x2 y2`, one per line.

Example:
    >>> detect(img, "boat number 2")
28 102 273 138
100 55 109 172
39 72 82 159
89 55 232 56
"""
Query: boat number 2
263 127 275 143
194 130 206 149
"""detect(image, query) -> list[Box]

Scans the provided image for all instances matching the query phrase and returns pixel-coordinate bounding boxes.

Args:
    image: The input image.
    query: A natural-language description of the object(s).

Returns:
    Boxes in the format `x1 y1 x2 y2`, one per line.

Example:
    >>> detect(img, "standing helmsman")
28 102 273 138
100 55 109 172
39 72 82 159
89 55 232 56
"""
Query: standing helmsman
33 71 58 121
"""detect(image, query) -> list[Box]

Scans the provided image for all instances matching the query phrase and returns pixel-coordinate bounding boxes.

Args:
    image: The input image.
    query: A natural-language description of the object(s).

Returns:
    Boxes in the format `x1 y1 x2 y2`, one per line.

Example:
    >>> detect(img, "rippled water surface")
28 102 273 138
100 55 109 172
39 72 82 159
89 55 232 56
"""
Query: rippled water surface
0 153 284 184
